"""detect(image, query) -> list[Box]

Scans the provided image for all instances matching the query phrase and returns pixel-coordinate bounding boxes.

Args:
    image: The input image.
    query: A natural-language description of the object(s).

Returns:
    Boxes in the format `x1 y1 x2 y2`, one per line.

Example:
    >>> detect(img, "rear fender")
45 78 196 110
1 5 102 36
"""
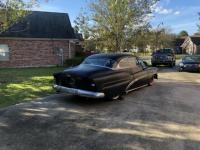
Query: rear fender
92 70 131 96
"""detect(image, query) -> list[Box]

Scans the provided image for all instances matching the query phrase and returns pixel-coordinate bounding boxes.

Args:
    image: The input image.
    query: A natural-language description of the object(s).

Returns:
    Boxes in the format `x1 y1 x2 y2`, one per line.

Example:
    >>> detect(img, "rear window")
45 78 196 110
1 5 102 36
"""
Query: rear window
82 58 116 68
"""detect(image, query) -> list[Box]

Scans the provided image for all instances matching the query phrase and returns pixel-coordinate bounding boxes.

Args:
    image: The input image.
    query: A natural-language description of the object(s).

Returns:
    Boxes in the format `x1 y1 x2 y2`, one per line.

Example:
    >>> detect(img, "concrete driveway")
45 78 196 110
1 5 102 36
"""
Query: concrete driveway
0 68 200 150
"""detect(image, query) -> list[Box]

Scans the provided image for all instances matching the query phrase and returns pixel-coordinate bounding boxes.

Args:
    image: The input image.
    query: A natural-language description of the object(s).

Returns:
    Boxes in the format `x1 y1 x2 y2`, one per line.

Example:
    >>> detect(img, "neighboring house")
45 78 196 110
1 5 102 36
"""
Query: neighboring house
181 36 200 55
0 11 78 68
173 37 186 54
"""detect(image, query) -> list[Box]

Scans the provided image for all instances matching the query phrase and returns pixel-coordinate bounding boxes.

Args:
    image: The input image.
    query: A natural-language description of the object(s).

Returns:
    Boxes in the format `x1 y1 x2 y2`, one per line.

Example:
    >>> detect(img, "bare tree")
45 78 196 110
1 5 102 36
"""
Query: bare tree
178 30 189 37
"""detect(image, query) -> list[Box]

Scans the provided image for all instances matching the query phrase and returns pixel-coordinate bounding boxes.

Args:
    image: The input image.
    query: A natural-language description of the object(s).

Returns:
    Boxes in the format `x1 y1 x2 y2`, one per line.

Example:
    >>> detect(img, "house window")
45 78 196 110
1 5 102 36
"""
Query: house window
0 44 10 61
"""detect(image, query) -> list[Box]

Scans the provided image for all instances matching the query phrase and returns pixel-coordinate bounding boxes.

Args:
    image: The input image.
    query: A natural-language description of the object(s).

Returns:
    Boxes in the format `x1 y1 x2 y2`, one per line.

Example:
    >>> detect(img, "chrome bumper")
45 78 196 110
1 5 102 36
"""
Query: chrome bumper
53 84 105 98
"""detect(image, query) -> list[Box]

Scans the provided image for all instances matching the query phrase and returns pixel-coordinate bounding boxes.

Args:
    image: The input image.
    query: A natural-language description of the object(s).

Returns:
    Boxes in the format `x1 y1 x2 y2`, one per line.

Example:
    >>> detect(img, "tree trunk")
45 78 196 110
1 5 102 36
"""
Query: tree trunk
115 37 120 52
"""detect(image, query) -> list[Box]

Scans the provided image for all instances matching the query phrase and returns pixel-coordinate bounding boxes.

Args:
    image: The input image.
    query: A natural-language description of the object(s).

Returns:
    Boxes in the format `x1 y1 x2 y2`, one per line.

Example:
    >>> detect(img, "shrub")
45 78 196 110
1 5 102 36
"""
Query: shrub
75 50 86 57
175 54 187 60
64 57 85 67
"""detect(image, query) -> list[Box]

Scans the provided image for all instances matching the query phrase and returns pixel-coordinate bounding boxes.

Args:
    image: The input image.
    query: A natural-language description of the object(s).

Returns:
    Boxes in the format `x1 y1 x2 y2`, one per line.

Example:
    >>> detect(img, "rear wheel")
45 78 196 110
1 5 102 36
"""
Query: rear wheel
148 77 154 86
54 80 61 93
112 95 120 100
178 67 183 72
169 62 174 68
106 94 124 101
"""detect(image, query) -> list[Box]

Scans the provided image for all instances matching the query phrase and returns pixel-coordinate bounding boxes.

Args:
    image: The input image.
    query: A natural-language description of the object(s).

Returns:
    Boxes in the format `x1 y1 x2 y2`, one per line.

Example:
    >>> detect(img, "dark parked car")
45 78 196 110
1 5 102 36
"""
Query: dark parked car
151 48 176 67
53 53 158 100
178 55 200 72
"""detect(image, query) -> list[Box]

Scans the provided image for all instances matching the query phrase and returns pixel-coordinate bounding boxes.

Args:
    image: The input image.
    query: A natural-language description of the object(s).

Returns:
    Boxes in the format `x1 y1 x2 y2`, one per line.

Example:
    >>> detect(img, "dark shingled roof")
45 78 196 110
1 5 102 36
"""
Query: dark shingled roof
190 36 200 46
0 11 76 39
174 37 186 47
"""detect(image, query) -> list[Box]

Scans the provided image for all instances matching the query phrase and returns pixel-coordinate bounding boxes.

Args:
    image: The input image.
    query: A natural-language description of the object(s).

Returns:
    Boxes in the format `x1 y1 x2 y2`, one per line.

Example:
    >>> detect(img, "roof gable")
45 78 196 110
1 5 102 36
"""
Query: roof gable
0 11 76 39
174 38 186 47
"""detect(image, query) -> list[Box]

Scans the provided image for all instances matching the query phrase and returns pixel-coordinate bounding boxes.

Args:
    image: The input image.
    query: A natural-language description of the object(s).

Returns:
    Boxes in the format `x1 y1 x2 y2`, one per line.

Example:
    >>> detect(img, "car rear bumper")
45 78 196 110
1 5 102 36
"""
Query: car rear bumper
152 60 174 65
53 84 105 98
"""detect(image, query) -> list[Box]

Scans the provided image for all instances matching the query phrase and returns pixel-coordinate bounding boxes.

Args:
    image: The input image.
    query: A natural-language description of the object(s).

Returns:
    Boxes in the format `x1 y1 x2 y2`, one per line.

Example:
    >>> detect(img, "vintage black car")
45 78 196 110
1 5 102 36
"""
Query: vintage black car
53 53 158 99
178 55 200 72
151 48 176 67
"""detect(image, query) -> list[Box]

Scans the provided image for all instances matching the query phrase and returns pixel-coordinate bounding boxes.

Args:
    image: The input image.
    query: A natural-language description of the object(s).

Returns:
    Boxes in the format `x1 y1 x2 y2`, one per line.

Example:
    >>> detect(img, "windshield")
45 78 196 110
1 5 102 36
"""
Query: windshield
155 49 173 54
82 58 116 68
183 55 200 62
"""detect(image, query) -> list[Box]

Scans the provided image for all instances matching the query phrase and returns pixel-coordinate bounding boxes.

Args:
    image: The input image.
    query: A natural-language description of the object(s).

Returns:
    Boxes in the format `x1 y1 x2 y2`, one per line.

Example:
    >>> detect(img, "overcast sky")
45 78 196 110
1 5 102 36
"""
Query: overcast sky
36 0 200 35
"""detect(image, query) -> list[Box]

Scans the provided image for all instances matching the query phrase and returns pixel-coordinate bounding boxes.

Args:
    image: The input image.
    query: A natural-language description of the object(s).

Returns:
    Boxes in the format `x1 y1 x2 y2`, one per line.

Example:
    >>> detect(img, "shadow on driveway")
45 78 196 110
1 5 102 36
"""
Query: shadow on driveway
0 69 200 150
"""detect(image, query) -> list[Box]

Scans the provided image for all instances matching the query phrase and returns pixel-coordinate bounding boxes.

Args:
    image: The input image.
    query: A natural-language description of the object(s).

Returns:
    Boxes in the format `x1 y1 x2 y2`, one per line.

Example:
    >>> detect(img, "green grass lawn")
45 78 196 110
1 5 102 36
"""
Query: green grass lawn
0 67 64 108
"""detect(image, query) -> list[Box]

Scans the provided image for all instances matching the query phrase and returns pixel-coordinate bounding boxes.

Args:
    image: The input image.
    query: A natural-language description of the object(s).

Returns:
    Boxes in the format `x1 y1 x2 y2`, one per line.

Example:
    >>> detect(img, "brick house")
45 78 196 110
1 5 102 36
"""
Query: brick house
0 11 78 68
181 36 200 55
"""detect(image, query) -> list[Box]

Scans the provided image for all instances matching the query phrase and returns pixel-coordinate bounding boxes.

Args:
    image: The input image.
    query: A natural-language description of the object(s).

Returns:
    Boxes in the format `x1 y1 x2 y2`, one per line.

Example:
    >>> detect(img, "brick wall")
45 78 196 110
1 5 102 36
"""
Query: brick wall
0 38 75 68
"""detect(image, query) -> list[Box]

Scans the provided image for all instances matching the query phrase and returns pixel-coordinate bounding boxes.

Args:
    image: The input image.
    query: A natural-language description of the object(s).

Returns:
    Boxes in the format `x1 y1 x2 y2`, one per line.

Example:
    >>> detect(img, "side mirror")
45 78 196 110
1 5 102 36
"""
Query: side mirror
143 61 149 67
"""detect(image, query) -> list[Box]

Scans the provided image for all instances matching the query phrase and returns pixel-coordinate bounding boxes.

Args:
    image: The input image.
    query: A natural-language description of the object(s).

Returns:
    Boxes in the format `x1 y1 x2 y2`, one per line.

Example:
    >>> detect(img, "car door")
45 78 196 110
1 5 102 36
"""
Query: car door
126 57 148 91
136 58 150 85
115 56 136 88
118 56 143 91
93 57 133 97
127 57 153 91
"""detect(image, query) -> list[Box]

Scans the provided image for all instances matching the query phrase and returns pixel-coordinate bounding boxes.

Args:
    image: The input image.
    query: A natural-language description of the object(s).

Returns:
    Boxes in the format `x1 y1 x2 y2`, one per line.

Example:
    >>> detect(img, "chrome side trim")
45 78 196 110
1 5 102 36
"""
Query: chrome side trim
125 74 147 91
53 84 105 98
125 78 138 91
126 85 147 93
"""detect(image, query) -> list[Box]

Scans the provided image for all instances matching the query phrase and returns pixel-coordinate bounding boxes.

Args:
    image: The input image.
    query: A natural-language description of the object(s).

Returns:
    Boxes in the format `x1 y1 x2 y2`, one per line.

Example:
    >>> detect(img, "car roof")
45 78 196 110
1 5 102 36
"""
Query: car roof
87 53 135 61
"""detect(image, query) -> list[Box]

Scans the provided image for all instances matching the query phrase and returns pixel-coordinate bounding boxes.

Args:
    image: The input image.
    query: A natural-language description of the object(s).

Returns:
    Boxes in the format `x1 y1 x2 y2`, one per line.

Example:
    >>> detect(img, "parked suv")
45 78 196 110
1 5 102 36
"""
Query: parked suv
151 48 176 67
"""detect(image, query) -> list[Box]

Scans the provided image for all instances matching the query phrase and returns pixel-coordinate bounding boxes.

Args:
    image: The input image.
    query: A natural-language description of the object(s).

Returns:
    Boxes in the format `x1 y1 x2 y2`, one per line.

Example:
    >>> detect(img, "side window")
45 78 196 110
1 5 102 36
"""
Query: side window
0 44 9 61
117 57 137 69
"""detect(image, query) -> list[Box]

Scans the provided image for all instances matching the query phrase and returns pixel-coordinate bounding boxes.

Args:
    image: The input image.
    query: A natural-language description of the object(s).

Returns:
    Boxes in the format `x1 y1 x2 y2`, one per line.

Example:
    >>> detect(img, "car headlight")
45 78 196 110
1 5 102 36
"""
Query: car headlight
179 62 184 67
167 56 172 60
